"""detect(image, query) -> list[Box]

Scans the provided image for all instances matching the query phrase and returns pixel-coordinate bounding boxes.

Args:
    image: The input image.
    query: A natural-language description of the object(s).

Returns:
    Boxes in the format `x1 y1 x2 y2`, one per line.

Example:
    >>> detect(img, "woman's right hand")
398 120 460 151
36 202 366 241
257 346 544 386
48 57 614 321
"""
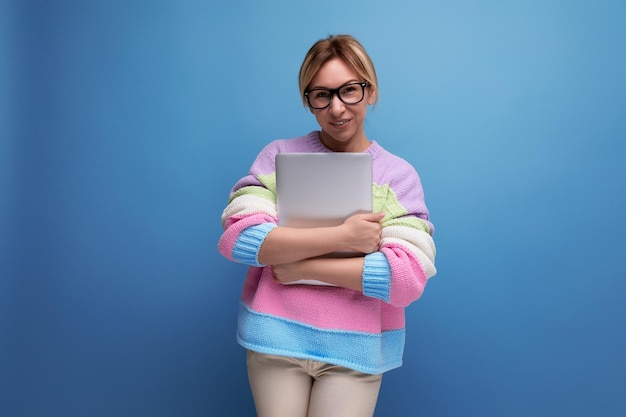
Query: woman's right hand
339 212 385 254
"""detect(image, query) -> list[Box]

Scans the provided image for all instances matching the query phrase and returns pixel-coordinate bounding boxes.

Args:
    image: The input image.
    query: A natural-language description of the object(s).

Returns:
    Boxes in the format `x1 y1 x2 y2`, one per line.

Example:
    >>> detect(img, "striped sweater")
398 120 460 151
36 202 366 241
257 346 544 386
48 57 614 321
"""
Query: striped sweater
218 131 436 374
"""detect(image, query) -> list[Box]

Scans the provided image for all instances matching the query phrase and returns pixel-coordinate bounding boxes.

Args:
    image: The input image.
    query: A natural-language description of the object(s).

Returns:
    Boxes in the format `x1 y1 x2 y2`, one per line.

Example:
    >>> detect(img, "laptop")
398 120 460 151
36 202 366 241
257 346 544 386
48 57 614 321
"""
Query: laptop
275 152 373 285
276 152 373 228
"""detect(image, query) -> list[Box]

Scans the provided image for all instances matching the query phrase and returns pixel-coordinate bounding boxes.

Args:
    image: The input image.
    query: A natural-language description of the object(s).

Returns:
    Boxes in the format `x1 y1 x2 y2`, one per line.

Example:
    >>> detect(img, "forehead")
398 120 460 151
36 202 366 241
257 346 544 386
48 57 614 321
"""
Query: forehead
309 58 359 89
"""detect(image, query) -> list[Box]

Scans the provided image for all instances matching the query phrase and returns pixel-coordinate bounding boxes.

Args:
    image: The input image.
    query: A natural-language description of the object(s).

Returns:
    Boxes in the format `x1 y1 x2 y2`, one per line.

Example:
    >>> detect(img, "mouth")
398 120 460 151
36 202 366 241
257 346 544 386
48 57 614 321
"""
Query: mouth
330 119 350 127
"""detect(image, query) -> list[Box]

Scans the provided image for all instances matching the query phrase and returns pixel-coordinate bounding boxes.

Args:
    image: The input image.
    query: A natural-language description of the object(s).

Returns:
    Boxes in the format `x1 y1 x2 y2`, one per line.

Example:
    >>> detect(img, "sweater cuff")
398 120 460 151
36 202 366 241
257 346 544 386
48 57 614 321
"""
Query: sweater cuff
362 252 391 302
232 223 277 267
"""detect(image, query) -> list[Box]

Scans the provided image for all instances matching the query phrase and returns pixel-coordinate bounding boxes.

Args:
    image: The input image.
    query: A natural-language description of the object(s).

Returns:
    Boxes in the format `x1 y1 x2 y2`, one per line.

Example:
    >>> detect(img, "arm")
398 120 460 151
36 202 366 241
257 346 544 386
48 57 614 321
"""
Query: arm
258 212 385 265
272 256 366 291
358 161 437 307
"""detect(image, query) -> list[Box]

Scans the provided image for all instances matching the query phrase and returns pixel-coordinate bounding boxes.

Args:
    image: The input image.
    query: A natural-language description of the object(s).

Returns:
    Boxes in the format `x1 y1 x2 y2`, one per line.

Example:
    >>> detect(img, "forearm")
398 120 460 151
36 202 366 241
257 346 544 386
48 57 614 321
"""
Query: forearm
258 226 345 265
282 256 366 291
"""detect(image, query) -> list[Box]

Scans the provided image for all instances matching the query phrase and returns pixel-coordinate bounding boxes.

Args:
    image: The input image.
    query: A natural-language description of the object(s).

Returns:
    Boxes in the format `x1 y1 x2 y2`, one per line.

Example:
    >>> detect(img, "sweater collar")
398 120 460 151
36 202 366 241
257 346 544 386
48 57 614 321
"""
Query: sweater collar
305 131 382 161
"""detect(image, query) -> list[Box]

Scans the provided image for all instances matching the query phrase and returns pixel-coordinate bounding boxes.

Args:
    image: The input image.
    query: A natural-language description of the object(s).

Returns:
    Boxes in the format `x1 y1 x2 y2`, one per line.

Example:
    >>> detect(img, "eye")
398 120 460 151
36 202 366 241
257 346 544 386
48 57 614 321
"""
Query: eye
340 84 359 96
313 90 330 99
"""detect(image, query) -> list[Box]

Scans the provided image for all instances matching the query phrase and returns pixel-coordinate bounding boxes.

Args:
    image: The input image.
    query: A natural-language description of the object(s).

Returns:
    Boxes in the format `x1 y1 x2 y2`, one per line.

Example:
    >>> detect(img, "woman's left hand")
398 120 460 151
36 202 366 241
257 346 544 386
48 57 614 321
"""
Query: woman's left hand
271 261 305 284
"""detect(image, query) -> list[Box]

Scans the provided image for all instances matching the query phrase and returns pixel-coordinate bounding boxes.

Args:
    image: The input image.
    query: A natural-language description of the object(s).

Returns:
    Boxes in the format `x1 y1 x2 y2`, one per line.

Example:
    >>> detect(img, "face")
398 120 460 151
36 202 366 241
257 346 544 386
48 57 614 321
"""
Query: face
307 58 376 152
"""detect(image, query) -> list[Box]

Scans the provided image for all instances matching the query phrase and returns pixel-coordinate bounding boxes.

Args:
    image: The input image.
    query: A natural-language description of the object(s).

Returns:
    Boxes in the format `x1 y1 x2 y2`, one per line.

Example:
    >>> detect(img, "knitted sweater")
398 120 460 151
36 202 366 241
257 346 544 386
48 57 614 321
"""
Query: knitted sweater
218 131 436 374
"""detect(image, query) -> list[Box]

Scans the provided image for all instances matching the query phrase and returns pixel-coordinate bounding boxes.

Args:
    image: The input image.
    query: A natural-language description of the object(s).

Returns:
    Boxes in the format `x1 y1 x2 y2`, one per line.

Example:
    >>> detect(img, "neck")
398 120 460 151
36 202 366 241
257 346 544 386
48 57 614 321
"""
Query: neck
319 130 370 152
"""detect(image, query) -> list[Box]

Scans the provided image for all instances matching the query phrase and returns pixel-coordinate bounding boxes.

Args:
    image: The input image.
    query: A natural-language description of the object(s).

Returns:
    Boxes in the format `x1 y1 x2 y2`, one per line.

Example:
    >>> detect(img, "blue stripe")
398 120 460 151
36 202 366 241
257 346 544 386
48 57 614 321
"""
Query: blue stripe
237 302 405 374
362 252 391 302
232 223 277 266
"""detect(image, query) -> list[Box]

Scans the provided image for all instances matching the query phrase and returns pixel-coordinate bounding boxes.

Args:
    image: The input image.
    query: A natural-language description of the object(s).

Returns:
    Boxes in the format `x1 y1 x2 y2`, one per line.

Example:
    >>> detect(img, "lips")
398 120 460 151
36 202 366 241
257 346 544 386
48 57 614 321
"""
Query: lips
330 119 350 127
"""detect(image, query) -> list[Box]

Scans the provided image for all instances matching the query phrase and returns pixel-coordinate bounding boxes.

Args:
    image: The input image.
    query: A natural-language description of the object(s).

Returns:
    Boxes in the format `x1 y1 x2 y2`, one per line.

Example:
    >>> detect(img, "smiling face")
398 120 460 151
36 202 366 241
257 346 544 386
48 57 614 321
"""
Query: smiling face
307 58 376 152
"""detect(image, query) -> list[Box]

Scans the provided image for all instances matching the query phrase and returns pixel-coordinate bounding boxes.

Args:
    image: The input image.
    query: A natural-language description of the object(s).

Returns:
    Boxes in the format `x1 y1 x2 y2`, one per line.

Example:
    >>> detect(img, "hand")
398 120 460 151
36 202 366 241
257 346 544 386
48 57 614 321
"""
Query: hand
339 212 385 254
271 261 305 284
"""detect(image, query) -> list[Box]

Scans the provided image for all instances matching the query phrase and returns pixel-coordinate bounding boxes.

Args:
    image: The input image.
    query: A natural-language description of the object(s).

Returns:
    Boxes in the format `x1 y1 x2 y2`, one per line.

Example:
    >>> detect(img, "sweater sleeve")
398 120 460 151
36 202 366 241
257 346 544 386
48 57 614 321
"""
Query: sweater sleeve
362 222 436 307
362 158 437 307
217 145 280 266
217 185 278 267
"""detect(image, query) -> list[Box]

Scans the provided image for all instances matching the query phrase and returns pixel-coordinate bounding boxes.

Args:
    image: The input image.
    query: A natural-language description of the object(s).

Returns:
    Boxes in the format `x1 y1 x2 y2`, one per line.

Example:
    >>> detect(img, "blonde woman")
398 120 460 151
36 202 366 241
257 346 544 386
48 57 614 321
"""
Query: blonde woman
218 34 437 417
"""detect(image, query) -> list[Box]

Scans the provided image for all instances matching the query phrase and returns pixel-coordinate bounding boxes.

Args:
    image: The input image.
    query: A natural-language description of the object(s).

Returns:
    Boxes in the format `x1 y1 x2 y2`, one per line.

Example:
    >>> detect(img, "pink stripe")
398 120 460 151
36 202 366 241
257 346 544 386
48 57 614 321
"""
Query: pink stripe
384 244 427 307
241 267 405 333
218 213 277 260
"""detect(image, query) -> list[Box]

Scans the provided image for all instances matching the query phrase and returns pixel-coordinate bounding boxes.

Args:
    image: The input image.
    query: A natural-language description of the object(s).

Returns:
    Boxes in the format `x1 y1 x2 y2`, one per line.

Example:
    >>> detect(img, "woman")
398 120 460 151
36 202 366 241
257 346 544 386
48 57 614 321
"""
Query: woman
218 34 437 417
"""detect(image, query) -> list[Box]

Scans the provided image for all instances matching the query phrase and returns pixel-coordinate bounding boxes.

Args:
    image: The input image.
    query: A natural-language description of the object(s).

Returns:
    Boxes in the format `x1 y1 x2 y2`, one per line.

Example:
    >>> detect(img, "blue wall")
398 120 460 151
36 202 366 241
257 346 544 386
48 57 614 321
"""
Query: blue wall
2 1 625 416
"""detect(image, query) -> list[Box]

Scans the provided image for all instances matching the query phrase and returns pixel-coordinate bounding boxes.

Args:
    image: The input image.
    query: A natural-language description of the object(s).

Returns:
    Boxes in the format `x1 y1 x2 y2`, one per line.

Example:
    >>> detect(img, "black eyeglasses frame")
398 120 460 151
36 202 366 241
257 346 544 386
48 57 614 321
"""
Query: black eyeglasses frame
304 81 370 110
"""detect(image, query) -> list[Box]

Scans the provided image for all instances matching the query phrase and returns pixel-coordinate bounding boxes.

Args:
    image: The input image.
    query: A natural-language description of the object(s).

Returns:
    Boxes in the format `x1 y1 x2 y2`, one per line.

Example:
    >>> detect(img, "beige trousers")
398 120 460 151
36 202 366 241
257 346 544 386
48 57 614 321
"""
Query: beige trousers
246 350 383 417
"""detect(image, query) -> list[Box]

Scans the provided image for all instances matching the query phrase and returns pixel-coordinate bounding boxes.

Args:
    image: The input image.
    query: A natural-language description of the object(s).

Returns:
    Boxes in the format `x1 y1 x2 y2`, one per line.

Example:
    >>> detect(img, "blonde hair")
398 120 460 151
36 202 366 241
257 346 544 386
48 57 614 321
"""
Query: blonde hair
298 34 378 107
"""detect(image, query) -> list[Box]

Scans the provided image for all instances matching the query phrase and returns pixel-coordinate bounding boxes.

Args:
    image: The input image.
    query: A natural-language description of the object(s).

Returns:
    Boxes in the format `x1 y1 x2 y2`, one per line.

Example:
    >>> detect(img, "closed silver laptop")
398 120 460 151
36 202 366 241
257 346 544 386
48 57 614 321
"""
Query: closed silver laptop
276 152 373 229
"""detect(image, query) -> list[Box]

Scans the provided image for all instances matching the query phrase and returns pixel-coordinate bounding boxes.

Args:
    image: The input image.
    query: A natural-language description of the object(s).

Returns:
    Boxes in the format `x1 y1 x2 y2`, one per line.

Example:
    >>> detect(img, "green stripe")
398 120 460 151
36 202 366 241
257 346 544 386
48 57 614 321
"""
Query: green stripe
229 183 275 204
373 184 430 233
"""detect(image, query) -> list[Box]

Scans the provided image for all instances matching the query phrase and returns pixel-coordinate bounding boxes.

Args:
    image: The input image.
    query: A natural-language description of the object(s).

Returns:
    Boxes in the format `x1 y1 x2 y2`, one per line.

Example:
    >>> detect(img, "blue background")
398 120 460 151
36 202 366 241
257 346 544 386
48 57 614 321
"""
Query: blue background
2 1 625 416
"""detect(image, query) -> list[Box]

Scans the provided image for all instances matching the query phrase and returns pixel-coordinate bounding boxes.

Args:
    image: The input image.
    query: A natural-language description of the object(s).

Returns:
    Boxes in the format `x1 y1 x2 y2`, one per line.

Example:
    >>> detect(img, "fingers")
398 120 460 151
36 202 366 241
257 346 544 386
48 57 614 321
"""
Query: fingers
370 212 385 222
352 212 385 222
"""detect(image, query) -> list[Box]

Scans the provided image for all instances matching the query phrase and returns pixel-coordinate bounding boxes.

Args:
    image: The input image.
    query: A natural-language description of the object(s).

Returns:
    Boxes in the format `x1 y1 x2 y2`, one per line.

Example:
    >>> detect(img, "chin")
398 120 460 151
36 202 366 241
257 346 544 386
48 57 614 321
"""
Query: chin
327 128 356 142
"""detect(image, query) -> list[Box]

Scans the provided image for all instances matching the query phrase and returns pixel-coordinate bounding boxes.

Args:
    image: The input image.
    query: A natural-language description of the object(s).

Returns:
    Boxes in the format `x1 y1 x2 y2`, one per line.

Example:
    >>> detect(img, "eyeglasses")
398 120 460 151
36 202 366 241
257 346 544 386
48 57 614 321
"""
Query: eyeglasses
304 82 370 110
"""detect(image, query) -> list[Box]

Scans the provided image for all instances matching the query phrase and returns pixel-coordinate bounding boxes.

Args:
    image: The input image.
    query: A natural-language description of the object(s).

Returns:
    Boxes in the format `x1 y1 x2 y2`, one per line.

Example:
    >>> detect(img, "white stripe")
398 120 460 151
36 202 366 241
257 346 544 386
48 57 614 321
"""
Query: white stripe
381 226 436 278
222 194 277 225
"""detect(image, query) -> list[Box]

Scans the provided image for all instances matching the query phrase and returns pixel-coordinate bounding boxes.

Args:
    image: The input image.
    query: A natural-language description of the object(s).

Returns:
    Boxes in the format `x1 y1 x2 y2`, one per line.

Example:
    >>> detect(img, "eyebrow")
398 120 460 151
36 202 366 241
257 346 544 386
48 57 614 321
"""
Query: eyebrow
308 79 361 90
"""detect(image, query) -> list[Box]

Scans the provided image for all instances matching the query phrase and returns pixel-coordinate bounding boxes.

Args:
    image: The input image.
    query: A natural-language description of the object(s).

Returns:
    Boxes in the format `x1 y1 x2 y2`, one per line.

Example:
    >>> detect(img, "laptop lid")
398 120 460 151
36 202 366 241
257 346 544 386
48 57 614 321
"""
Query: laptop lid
275 152 373 228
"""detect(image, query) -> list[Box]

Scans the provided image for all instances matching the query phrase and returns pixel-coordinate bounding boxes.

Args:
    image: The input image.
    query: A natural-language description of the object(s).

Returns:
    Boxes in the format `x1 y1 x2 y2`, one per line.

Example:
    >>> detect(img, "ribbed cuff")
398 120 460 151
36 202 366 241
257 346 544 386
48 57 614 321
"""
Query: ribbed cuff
232 223 277 266
362 252 391 302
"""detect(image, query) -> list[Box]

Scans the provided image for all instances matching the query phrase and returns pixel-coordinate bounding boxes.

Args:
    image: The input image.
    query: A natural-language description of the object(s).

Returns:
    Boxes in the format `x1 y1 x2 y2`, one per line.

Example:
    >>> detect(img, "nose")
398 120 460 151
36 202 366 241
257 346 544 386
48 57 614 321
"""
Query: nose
328 93 345 114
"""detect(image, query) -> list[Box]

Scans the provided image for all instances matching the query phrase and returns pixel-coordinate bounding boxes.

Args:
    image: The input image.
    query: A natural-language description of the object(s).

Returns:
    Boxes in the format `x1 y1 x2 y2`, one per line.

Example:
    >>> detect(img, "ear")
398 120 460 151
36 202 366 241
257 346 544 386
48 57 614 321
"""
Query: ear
367 87 377 105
